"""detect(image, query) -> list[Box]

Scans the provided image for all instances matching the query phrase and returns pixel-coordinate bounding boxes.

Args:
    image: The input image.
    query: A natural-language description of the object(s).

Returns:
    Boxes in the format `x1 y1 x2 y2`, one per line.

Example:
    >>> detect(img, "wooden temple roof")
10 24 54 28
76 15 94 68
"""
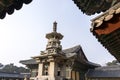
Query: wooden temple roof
63 45 100 68
20 59 38 65
0 72 30 78
62 45 88 60
0 0 32 19
73 0 120 15
86 65 120 78
91 2 120 62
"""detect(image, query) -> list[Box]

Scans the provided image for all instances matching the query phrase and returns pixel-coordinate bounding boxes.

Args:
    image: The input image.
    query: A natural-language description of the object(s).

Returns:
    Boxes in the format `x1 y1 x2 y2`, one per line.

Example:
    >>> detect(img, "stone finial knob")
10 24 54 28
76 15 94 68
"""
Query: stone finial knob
53 21 57 32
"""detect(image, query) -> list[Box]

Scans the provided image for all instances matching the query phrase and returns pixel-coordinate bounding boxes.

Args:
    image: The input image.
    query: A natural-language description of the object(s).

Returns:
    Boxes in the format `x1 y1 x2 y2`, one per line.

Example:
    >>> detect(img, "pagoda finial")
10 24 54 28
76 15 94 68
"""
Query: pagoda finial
53 21 57 32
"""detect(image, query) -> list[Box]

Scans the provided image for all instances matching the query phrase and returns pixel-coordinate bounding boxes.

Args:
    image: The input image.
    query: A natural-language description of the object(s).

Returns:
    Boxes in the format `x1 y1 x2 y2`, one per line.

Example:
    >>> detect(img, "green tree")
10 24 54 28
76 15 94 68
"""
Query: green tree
106 60 119 66
0 63 30 73
0 63 3 68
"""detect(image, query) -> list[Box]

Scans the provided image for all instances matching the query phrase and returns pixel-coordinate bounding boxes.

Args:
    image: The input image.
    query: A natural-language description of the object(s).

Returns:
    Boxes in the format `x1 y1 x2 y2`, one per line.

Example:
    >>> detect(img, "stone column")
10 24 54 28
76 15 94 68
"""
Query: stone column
24 77 27 80
49 62 55 80
38 63 43 77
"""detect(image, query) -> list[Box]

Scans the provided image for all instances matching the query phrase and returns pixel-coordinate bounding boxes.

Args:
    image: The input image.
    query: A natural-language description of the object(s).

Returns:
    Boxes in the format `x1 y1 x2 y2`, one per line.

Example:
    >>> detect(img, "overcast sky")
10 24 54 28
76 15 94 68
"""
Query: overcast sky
0 0 115 66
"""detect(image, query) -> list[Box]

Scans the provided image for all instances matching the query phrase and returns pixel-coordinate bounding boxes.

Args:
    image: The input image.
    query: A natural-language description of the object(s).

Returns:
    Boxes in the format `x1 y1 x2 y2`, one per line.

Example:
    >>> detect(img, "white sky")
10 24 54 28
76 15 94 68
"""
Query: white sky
0 0 115 66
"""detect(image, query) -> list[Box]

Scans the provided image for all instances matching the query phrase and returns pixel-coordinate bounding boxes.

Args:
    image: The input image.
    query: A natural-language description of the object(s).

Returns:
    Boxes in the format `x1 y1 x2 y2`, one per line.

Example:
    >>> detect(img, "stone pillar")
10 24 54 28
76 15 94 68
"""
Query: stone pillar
24 76 27 80
49 62 55 80
24 78 27 80
38 63 43 77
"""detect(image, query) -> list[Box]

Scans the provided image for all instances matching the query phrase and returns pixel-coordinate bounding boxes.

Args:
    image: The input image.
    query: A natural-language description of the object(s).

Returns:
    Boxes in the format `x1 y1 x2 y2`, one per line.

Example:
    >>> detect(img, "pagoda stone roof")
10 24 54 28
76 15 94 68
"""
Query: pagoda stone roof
86 65 120 78
73 0 120 15
0 0 32 19
90 2 120 62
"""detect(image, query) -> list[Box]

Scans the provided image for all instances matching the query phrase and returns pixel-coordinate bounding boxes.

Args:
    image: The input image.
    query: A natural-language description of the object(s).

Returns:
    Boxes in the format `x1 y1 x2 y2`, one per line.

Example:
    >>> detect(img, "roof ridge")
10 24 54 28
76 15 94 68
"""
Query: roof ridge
63 45 81 51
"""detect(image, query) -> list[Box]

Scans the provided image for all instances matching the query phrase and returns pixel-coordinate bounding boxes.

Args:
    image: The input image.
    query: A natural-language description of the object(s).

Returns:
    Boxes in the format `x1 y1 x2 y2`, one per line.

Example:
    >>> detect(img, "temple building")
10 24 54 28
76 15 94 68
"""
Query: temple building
20 59 38 80
86 65 120 80
0 72 30 80
20 22 100 80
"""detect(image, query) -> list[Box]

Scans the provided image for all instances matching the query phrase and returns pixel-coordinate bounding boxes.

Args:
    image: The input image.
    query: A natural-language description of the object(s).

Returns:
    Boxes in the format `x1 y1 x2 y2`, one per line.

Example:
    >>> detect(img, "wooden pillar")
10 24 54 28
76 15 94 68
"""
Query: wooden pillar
76 71 79 80
71 71 76 80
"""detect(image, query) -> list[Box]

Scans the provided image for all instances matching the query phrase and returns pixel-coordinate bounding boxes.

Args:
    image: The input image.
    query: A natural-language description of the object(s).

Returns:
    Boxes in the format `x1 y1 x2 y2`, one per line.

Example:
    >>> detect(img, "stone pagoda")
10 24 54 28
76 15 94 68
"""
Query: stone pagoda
32 22 65 80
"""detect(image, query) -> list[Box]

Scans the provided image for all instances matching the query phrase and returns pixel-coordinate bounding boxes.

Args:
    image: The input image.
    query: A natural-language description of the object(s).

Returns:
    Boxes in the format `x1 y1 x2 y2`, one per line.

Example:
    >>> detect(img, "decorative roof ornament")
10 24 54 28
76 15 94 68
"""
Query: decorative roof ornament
53 21 57 32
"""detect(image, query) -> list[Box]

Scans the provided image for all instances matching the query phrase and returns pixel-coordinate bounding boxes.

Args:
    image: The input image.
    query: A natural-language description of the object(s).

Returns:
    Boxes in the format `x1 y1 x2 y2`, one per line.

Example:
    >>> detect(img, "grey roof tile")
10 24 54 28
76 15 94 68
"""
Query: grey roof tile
20 59 37 65
86 65 120 78
62 45 81 54
0 72 30 78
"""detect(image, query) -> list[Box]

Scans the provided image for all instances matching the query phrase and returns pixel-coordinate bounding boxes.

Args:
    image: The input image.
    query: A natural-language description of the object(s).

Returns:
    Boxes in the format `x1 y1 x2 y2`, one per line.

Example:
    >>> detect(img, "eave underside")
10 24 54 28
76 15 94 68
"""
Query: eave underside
73 0 120 15
91 7 120 62
93 28 120 62
0 0 32 19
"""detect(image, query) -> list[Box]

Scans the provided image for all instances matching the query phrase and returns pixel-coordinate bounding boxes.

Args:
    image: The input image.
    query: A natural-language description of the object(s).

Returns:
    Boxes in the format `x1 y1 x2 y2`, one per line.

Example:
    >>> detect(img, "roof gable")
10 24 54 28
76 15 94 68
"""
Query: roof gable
62 45 88 61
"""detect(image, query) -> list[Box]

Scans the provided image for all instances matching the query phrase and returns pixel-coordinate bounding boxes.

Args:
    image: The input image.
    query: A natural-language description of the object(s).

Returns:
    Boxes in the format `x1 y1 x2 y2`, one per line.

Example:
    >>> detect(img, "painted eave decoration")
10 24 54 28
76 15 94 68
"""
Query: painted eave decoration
73 0 120 15
0 0 32 19
91 2 120 62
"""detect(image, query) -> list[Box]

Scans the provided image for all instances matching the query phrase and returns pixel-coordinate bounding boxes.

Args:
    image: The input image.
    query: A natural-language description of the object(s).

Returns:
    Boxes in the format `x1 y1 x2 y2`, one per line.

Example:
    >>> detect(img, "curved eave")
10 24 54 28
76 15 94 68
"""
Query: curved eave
0 0 32 19
20 59 38 65
92 28 120 62
72 0 118 15
91 4 120 61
